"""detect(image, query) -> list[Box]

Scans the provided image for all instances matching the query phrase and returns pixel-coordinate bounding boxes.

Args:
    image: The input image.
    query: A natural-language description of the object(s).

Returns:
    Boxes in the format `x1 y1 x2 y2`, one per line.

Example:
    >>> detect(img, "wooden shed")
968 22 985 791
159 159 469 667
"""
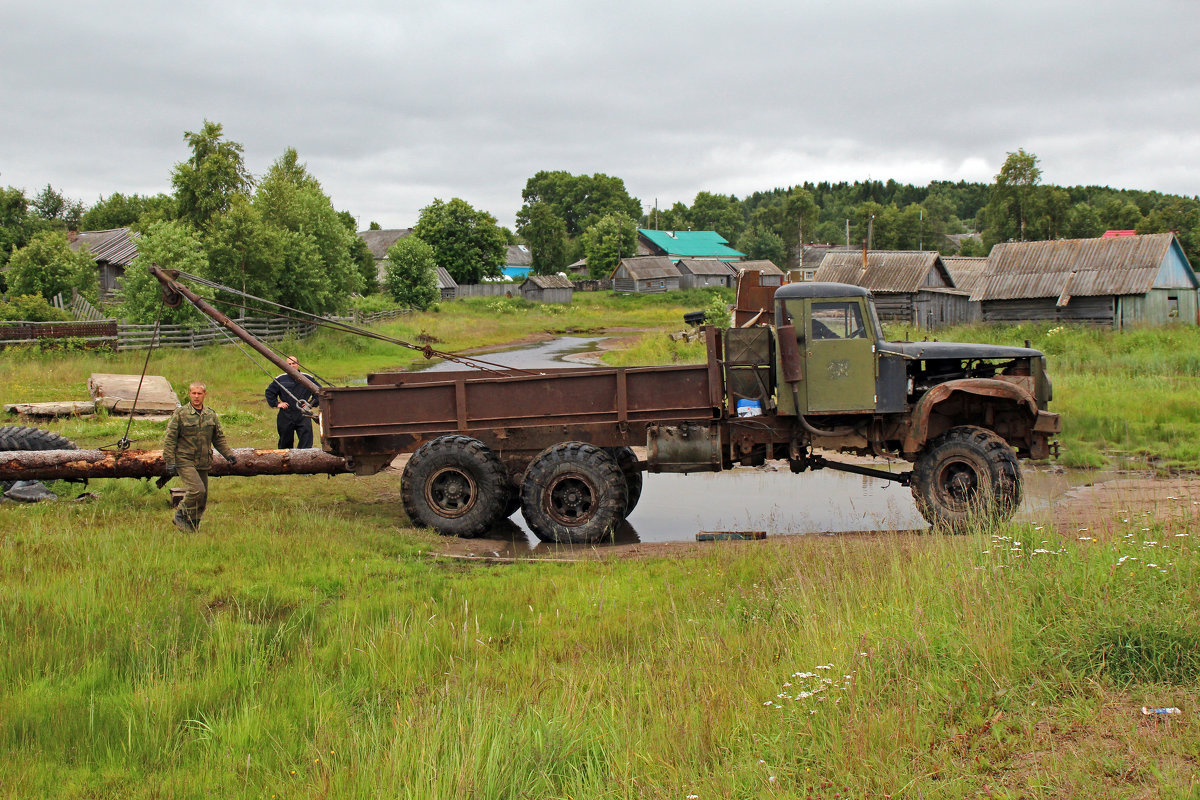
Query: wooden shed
520 274 574 304
435 267 458 301
733 260 785 287
610 256 682 294
675 258 736 289
69 228 140 299
972 233 1199 327
814 250 972 328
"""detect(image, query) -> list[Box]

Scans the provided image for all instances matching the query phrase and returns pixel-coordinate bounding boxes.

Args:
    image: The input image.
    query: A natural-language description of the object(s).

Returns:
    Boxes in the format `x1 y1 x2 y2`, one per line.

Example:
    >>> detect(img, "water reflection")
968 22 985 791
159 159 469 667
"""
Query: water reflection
416 336 607 372
460 463 1114 555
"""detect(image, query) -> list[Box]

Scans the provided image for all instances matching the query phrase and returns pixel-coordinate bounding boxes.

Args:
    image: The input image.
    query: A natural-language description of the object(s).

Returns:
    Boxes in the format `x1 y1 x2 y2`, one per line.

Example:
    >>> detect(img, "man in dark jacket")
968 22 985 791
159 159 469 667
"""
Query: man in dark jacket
265 355 319 449
163 382 237 532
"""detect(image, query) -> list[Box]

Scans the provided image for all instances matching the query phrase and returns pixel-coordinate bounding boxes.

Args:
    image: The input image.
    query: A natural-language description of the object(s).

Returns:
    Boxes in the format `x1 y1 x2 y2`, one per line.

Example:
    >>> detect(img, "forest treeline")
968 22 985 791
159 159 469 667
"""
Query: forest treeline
3 131 1198 322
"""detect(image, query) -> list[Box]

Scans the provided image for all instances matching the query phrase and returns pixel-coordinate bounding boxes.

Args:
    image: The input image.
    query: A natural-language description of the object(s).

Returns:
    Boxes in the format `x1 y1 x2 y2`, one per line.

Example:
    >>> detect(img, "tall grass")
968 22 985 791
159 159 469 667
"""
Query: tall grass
1 479 1196 797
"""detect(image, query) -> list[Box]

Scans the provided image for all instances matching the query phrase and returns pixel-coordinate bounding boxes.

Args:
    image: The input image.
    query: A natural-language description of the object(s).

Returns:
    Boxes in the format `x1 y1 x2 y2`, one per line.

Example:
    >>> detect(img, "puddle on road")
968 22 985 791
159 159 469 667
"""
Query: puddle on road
415 336 607 372
466 464 1119 557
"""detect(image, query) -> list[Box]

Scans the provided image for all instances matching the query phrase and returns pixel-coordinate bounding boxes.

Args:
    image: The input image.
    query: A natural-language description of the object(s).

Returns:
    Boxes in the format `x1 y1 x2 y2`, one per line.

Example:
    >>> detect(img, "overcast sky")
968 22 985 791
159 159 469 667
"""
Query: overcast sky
2 0 1198 230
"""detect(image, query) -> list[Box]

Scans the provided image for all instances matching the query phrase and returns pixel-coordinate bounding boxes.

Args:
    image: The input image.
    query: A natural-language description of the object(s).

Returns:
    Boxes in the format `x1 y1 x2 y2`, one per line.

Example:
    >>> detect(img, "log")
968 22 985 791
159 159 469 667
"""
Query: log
4 401 97 417
0 448 351 481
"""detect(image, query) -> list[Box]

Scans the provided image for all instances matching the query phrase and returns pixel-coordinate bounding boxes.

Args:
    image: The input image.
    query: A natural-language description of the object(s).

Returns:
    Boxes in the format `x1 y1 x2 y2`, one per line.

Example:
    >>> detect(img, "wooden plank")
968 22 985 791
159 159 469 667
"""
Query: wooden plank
88 373 180 413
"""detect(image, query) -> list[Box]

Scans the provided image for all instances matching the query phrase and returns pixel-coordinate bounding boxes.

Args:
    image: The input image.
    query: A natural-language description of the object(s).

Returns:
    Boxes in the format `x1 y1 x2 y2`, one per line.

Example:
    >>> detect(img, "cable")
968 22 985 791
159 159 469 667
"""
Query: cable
174 271 538 375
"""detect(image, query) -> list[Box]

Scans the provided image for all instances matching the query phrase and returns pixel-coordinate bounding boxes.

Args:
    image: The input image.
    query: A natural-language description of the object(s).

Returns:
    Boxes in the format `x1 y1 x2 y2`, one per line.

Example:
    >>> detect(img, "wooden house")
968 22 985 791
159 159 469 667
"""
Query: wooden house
637 229 745 262
675 258 736 289
972 233 1199 327
69 228 140 299
814 250 972 328
610 256 682 294
733 260 785 287
520 274 573 303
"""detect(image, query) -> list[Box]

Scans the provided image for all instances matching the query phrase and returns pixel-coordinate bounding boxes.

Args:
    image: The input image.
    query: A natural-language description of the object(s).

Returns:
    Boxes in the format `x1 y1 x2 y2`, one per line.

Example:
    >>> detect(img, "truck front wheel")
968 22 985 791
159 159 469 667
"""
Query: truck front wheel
522 442 628 544
911 426 1022 531
401 435 511 538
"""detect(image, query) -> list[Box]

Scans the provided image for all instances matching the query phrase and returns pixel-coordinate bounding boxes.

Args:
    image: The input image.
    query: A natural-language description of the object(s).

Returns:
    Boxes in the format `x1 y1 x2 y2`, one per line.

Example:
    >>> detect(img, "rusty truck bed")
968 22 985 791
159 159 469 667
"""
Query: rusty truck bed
319 360 725 467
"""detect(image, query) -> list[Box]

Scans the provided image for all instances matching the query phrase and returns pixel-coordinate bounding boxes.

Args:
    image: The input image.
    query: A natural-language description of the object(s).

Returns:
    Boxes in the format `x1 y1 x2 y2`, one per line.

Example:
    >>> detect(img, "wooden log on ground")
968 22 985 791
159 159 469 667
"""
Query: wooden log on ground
0 448 350 481
4 401 97 417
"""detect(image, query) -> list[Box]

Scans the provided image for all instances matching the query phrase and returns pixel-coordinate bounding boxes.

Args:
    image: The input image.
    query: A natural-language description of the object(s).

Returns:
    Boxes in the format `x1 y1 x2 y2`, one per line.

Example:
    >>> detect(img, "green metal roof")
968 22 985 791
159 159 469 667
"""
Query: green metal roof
638 229 745 260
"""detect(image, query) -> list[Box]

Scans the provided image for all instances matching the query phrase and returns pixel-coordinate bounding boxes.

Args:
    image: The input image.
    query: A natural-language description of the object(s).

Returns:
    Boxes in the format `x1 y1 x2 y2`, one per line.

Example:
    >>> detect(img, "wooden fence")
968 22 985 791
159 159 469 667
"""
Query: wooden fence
1 308 411 351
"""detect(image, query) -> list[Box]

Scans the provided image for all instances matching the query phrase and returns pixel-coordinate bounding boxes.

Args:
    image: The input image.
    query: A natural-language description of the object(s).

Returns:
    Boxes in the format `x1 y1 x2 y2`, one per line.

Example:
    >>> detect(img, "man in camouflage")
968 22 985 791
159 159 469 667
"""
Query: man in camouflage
163 382 237 532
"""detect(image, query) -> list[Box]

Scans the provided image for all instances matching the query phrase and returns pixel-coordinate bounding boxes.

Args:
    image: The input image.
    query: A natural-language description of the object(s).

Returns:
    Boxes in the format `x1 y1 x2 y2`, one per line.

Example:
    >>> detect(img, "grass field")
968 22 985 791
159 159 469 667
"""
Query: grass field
1 293 1198 797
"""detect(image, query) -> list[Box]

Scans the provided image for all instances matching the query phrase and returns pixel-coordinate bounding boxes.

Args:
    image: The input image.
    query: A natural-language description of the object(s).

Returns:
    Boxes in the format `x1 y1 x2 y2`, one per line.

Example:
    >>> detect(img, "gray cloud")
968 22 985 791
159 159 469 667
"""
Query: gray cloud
2 0 1198 230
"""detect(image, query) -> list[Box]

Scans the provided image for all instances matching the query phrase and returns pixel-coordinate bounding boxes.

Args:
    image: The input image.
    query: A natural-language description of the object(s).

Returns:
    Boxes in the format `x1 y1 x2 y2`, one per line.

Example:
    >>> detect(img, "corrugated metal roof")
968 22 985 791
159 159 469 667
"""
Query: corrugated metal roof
435 267 457 290
942 256 988 296
70 228 140 266
616 256 681 280
813 251 948 293
637 229 745 259
974 233 1178 301
357 228 412 259
676 258 736 276
735 259 784 276
523 275 574 289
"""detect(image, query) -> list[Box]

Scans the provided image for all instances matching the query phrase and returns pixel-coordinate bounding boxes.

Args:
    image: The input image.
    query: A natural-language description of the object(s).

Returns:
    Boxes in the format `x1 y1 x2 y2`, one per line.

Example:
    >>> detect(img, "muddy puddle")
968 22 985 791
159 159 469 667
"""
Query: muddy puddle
415 335 607 372
465 464 1118 556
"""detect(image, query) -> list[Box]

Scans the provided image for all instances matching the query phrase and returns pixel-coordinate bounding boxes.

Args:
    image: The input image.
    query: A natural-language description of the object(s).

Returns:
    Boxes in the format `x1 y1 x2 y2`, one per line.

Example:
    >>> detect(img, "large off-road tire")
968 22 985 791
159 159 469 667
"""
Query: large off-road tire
521 442 628 544
401 435 511 538
911 426 1022 532
0 426 76 452
0 426 77 492
605 446 643 517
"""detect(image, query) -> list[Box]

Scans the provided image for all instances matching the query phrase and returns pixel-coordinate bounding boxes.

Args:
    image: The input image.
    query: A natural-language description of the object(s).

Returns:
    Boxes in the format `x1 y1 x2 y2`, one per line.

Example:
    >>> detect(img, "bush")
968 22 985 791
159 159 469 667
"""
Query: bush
0 294 71 321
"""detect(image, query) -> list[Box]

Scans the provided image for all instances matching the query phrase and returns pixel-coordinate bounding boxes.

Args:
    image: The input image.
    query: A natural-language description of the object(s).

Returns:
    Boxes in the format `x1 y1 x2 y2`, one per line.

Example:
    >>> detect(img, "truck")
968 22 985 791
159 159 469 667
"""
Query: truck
140 269 1059 543
324 283 1060 541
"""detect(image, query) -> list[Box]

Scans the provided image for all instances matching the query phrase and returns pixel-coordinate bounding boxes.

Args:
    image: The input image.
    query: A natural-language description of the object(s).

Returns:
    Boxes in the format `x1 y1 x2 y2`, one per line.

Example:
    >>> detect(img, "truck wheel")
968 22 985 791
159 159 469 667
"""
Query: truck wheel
605 446 643 516
401 435 511 538
521 442 628 544
912 426 1022 531
0 426 77 492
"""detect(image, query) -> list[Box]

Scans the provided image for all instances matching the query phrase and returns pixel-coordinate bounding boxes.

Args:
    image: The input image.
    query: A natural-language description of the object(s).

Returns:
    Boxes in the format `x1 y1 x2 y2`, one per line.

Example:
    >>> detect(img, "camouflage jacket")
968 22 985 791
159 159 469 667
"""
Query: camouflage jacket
163 405 233 469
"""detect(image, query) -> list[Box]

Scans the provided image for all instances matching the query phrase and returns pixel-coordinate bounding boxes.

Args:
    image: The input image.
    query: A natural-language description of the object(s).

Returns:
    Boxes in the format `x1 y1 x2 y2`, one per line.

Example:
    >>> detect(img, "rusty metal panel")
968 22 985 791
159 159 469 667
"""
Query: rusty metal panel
322 365 718 446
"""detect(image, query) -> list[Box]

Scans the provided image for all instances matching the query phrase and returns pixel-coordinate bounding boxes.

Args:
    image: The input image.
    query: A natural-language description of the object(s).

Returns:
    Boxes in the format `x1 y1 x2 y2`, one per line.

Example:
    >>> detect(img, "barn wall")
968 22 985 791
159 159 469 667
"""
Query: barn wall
1118 289 1199 327
912 292 976 329
873 293 915 323
982 296 1115 326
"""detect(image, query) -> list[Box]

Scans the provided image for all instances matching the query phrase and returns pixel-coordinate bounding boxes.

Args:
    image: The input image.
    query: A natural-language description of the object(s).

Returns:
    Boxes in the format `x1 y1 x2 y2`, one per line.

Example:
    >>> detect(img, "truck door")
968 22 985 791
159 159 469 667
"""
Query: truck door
805 299 876 412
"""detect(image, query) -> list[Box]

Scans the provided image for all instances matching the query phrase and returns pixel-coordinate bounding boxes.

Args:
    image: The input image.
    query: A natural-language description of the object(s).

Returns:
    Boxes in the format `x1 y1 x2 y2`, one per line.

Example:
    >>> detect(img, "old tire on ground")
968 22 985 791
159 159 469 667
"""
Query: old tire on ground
0 426 76 452
401 435 511 538
0 425 77 491
521 442 628 544
605 446 643 516
911 425 1022 531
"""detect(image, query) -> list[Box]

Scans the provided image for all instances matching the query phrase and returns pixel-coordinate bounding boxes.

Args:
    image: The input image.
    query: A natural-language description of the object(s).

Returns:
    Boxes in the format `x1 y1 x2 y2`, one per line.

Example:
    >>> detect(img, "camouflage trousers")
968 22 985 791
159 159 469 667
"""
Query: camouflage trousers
177 465 209 525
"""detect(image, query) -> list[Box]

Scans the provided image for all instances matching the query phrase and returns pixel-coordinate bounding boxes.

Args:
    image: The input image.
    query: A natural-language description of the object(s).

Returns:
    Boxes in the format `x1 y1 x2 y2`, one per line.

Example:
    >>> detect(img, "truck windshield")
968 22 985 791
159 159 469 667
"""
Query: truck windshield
811 302 867 340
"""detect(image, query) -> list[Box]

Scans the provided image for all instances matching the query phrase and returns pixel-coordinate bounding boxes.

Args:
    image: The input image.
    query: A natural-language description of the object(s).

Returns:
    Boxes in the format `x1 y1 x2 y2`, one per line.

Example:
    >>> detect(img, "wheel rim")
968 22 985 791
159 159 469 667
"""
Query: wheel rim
544 474 597 526
933 456 985 512
425 466 478 518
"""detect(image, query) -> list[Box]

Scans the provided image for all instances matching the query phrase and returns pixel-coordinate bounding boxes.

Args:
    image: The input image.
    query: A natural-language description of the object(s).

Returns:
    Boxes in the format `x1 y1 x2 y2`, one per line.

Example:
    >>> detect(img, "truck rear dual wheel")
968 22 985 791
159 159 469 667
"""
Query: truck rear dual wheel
401 435 512 538
912 425 1022 532
604 446 643 516
522 442 628 545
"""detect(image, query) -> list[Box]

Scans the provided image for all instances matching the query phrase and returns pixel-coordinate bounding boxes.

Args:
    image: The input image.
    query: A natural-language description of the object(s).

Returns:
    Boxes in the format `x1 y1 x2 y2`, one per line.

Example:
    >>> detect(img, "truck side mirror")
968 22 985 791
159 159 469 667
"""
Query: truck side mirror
776 324 804 384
